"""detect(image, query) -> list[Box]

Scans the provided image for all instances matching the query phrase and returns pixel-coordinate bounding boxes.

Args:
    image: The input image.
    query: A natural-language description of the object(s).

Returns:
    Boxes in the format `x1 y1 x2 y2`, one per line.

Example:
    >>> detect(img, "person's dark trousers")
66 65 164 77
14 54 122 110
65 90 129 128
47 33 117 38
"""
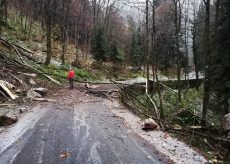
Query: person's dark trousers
69 78 74 89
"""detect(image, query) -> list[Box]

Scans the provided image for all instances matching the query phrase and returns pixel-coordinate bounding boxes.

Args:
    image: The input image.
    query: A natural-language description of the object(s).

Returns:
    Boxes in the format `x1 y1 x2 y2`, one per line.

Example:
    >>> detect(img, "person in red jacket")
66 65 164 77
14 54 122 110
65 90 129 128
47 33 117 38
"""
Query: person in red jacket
67 68 75 89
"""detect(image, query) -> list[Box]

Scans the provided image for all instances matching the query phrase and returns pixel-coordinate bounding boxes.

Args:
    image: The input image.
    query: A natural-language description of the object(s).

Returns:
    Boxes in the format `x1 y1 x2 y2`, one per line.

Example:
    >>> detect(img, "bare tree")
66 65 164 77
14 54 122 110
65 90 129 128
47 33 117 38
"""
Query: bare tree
202 0 211 125
145 0 150 93
43 0 56 65
173 0 182 102
0 0 7 35
191 0 200 88
60 0 71 65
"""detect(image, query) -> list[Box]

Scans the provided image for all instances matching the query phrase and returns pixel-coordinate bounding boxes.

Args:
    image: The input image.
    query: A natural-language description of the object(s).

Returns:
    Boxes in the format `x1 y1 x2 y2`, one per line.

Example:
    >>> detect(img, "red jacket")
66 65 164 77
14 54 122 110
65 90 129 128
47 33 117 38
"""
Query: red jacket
67 70 75 79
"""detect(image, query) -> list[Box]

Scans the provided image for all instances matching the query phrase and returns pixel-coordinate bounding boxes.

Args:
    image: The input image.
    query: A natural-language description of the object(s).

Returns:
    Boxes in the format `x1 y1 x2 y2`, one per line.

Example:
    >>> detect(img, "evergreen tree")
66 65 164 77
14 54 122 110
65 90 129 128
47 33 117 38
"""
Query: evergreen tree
109 41 124 66
129 29 142 66
211 0 230 114
91 26 107 63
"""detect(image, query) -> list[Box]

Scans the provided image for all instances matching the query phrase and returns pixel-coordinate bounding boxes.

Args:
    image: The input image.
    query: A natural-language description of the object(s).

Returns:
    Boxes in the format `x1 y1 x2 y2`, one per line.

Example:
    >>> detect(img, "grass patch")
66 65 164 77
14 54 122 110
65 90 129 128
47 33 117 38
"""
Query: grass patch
39 64 100 82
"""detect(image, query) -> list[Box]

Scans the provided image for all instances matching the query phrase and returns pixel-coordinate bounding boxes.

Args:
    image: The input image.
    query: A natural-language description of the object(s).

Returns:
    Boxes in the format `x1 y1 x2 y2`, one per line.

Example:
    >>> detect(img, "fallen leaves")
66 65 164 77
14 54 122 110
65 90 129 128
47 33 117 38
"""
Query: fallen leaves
164 133 169 139
59 151 70 159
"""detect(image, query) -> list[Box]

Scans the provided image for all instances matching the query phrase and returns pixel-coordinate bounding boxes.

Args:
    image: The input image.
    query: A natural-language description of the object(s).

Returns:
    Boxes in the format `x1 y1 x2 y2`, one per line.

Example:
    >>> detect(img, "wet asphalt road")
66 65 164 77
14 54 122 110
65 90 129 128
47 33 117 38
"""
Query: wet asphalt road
0 89 167 164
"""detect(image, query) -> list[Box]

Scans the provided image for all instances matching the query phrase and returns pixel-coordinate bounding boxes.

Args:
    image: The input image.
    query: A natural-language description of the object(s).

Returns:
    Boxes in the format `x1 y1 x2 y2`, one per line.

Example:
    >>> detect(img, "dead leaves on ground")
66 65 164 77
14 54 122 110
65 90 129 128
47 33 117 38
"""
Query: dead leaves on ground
59 151 70 159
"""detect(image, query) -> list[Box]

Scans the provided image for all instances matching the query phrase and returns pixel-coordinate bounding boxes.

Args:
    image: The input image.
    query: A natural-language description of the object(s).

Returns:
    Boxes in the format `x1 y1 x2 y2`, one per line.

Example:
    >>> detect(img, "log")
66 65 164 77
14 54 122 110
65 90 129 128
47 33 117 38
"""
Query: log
0 37 25 64
0 90 8 99
19 73 37 77
0 104 16 106
85 90 108 98
11 43 37 62
12 43 34 54
171 128 230 144
32 98 56 102
9 73 24 86
0 80 16 89
146 93 164 130
15 48 37 62
1 48 60 86
43 75 61 85
0 80 18 99
159 82 177 94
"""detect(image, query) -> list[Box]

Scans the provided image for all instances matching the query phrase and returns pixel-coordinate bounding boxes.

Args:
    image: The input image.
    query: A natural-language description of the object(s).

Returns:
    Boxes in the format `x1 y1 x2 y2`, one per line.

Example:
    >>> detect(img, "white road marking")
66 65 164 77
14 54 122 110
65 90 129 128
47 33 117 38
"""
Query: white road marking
37 123 50 164
89 142 102 164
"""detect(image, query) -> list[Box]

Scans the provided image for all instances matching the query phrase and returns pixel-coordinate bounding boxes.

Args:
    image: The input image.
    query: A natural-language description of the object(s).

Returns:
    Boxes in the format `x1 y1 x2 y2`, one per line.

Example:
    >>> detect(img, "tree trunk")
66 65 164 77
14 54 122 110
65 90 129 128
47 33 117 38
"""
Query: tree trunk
192 2 199 89
24 14 28 31
92 0 96 26
184 0 189 81
224 93 229 115
0 0 5 35
61 29 66 65
45 18 52 65
61 0 66 65
3 0 7 23
151 0 156 92
75 28 79 64
28 17 33 39
193 40 199 89
156 69 164 119
202 0 211 125
145 0 150 93
174 0 182 102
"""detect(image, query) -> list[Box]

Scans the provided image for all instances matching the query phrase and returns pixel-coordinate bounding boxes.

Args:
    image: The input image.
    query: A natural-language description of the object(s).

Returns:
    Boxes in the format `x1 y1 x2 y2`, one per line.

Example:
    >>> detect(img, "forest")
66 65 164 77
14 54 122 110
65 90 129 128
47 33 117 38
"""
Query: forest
0 0 229 162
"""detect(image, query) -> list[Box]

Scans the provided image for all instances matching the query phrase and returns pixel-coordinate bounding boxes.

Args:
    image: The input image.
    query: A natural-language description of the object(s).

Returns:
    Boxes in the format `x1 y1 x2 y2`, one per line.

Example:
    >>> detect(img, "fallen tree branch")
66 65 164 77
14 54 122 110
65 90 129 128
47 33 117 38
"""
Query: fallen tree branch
0 80 18 99
111 80 168 129
11 43 37 62
171 128 230 144
9 72 25 86
12 43 34 54
32 98 56 102
146 93 164 130
159 82 177 94
0 104 16 106
0 37 25 64
43 74 61 85
0 90 8 99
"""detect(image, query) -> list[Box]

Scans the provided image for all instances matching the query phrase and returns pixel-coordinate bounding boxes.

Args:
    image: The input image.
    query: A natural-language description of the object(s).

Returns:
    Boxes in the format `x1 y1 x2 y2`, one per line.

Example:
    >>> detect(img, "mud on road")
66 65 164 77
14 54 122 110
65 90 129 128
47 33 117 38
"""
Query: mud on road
0 84 170 164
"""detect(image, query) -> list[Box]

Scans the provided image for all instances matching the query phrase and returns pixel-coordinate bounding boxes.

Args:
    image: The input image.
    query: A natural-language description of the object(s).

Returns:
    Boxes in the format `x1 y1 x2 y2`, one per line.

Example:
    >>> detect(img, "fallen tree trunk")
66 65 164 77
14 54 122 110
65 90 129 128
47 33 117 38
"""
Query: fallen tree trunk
0 37 25 64
0 80 18 99
32 98 56 102
1 38 62 86
171 127 230 144
12 43 34 54
43 74 61 85
9 72 25 86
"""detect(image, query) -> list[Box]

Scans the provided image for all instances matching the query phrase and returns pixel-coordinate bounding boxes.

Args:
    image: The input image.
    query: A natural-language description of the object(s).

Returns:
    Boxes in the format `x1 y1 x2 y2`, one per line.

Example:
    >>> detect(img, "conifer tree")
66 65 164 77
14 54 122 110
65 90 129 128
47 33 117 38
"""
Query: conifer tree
129 28 142 66
211 0 230 114
91 26 107 63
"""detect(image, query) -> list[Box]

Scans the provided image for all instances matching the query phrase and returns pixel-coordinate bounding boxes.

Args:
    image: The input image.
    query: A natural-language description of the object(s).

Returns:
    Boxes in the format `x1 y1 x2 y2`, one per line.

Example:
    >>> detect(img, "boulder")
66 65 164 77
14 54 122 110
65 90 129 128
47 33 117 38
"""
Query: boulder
142 118 159 131
0 115 18 126
33 88 48 96
26 89 42 99
29 79 36 86
18 107 28 113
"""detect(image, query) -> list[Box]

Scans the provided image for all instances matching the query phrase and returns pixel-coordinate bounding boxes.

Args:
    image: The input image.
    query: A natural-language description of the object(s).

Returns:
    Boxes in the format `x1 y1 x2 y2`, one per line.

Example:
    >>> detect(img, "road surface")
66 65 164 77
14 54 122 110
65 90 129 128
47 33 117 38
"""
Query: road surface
0 86 168 164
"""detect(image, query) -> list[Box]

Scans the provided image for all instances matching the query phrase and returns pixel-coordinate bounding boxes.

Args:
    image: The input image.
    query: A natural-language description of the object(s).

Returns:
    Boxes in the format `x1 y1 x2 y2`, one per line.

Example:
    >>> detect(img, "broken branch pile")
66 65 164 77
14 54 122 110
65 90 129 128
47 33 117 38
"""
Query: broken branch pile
0 37 61 85
113 80 230 160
